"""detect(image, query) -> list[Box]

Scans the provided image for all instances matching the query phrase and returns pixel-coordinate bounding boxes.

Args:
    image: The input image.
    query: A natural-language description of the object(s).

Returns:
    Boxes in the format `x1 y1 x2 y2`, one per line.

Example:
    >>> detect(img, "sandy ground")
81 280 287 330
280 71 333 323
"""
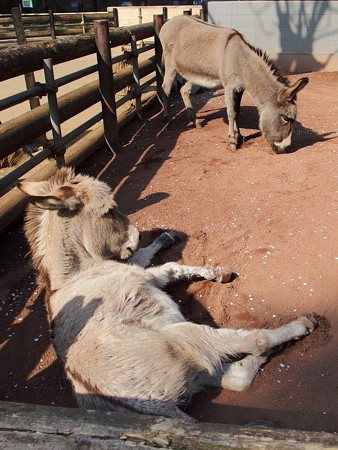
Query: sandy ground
0 71 337 434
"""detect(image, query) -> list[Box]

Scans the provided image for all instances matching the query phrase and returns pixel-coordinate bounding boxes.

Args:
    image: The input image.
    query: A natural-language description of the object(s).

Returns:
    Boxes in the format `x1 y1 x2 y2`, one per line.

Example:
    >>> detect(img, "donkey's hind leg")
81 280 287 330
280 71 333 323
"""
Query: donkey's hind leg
220 355 268 391
199 354 268 391
180 81 202 128
226 88 244 150
164 318 316 387
162 60 177 122
146 262 234 288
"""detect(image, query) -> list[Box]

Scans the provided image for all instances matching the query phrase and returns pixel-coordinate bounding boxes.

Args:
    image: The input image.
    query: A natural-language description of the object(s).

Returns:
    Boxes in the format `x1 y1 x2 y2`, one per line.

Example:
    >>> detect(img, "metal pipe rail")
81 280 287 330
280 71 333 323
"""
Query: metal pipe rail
0 39 158 196
0 43 154 112
0 22 155 82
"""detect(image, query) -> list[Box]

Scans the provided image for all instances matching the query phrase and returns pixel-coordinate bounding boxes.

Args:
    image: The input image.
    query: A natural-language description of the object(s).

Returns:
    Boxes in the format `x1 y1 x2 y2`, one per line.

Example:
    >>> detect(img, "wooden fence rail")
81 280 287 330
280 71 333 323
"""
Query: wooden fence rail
0 7 200 40
1 400 338 448
0 11 119 39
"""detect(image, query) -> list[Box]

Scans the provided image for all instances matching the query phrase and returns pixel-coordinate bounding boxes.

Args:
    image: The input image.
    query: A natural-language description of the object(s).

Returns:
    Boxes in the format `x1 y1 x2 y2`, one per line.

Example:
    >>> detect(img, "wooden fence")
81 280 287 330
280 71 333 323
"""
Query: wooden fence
0 6 202 40
0 10 173 234
0 10 119 39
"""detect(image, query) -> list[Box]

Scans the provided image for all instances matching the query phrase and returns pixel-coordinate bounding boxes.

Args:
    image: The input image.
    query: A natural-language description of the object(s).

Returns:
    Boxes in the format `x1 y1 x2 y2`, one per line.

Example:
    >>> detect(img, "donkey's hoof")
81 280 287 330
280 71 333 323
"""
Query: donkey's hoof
195 120 203 129
300 316 318 333
228 142 237 151
214 268 234 283
158 231 177 248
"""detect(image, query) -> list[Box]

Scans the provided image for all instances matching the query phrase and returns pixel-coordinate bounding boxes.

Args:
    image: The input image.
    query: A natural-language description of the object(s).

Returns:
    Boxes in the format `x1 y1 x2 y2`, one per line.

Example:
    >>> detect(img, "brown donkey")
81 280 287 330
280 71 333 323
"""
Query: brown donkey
19 168 316 419
160 15 308 153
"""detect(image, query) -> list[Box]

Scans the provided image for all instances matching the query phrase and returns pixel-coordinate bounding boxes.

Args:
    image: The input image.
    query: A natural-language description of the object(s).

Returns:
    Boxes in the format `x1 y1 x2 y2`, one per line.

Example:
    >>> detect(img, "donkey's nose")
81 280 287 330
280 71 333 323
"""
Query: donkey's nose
271 143 286 154
272 133 292 154
121 223 140 259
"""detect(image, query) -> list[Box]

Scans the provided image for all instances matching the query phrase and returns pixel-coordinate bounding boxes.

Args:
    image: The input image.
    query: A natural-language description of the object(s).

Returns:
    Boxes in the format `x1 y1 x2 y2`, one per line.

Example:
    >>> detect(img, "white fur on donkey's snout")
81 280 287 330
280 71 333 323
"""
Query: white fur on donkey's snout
274 132 292 152
120 223 140 259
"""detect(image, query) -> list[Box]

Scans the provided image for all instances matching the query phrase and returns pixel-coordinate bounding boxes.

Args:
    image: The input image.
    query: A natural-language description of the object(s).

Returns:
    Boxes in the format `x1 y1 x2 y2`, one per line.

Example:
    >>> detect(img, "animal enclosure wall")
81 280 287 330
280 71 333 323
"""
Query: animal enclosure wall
207 0 338 73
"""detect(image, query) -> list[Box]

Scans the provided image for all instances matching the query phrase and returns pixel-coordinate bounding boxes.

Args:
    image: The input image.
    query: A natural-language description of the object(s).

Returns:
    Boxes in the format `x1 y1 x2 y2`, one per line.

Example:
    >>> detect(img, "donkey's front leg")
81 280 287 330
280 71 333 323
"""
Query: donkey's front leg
146 262 234 288
128 231 176 268
226 88 243 150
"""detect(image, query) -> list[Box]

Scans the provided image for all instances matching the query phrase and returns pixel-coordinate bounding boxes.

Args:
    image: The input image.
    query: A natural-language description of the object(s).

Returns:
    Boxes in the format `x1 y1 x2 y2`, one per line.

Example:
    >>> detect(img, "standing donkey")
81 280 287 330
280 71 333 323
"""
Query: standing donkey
160 15 308 153
19 168 316 419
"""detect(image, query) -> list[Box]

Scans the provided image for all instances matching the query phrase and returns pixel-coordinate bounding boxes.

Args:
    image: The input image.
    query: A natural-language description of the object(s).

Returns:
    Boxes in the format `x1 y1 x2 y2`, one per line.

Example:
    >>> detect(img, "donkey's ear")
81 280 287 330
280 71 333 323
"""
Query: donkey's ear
17 180 47 197
279 77 309 102
18 182 82 210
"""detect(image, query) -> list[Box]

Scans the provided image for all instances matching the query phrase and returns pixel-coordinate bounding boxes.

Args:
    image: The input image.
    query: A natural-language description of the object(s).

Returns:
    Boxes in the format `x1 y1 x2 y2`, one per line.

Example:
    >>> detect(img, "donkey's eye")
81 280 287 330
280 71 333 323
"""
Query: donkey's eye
103 209 115 218
281 115 291 124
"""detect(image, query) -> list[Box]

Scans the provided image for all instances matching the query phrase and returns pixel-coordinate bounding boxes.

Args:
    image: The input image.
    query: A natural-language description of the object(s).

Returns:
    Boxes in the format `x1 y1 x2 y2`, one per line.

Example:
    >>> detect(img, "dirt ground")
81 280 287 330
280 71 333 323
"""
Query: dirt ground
0 71 337 434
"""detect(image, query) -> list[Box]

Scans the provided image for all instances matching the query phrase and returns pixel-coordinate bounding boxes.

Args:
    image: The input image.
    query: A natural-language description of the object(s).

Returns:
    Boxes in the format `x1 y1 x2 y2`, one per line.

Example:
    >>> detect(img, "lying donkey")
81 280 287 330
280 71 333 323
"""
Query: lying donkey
160 15 308 153
19 167 316 418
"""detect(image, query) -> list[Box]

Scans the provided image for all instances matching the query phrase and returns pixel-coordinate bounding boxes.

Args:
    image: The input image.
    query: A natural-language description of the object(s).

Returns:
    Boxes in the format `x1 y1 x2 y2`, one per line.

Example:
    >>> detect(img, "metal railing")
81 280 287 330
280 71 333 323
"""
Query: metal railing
0 28 158 195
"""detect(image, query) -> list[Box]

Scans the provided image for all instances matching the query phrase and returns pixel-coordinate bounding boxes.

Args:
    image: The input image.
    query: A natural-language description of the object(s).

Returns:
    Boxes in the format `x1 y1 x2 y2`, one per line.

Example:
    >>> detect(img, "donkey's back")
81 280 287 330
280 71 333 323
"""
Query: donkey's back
160 15 239 89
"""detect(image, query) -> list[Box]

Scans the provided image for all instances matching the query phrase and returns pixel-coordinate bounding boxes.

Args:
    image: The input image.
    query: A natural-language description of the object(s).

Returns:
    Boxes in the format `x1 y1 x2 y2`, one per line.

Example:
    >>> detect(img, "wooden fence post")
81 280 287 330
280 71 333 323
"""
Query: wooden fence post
162 7 168 22
81 13 86 34
49 10 56 39
11 7 39 113
11 6 47 147
200 7 208 21
94 19 121 154
112 8 119 28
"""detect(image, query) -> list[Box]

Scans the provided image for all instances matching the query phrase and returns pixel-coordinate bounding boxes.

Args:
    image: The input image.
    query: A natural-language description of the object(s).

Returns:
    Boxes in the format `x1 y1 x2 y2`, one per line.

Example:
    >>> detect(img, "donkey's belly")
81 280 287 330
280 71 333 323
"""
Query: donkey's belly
178 69 222 89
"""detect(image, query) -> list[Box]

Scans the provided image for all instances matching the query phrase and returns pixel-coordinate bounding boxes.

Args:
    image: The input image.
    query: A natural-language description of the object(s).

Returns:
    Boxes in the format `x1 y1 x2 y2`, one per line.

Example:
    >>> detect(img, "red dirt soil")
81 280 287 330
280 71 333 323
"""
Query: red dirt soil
0 71 337 433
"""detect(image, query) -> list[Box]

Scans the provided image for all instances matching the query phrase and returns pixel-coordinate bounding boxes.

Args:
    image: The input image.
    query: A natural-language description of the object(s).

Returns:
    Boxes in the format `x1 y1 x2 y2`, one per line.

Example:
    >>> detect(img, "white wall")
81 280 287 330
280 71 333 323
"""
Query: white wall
208 1 338 72
107 6 202 27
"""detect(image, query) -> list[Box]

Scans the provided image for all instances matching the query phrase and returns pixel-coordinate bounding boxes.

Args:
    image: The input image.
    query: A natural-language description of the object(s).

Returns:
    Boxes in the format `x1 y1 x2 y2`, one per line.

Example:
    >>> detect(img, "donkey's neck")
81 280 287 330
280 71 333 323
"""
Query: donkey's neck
31 210 102 292
238 45 285 106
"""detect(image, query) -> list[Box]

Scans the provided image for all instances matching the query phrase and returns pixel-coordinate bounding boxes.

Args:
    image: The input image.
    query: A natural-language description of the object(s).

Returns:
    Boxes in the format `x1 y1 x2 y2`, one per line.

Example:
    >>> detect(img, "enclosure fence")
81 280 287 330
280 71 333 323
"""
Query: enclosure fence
0 8 191 234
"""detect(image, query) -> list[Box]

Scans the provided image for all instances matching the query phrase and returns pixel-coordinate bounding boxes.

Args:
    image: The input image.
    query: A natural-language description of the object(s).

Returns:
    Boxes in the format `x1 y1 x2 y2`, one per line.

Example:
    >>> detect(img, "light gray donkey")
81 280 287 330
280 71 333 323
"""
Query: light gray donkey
19 167 316 419
160 15 309 153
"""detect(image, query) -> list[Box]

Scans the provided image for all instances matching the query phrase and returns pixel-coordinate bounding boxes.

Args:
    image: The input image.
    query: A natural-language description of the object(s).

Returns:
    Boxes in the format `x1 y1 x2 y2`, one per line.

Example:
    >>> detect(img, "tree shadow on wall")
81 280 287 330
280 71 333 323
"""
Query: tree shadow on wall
275 1 333 73
272 0 336 73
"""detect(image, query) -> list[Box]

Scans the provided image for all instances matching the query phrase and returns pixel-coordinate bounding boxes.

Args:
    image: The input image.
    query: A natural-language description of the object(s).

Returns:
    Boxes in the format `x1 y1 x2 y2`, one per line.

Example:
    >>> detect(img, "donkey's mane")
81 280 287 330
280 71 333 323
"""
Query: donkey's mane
235 32 290 87
249 44 290 87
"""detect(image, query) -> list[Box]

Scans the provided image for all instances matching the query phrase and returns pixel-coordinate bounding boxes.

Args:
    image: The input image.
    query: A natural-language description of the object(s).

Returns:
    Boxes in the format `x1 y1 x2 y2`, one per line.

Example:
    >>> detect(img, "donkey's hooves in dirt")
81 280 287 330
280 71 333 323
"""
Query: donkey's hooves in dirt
291 317 317 340
214 268 235 283
302 316 318 333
